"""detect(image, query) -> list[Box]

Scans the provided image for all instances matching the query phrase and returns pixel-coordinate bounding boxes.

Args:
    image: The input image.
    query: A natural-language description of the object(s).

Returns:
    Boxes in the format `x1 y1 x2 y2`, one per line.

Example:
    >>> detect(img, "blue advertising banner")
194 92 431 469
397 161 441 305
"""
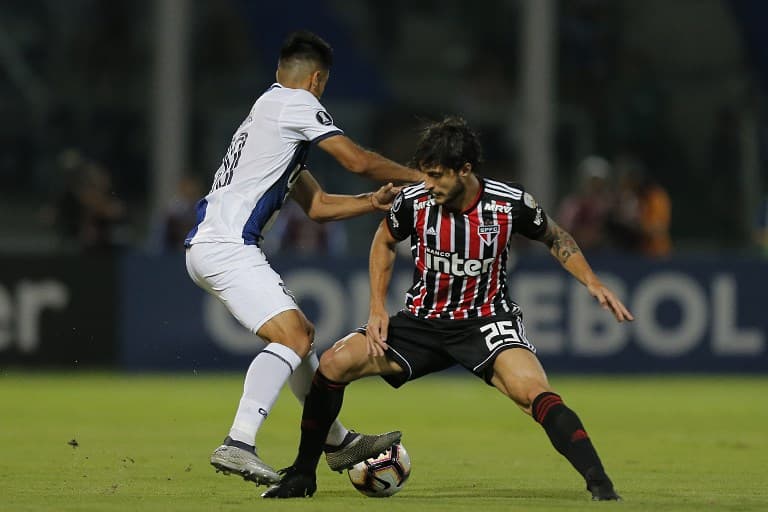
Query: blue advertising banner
0 255 117 367
119 253 768 373
510 255 767 372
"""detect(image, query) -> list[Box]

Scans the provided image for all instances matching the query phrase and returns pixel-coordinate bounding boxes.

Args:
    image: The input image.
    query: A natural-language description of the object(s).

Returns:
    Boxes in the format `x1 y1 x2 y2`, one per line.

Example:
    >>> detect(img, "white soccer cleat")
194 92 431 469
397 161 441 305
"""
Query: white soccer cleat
210 444 280 485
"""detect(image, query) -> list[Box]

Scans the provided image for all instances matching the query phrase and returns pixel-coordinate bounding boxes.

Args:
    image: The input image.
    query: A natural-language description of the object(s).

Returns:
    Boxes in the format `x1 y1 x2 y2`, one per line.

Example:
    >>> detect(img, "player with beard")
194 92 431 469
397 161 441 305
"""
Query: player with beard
262 117 632 501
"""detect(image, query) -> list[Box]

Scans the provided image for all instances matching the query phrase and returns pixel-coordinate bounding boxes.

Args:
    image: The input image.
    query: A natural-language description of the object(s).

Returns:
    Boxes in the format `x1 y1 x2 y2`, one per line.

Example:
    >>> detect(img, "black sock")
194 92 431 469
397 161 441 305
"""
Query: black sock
293 370 347 473
531 392 607 484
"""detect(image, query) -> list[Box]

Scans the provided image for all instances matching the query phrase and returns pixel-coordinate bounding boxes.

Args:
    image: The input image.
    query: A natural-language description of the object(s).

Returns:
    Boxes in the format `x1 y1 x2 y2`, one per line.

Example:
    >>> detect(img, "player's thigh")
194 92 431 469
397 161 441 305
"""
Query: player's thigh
320 332 402 382
187 243 303 347
490 348 551 413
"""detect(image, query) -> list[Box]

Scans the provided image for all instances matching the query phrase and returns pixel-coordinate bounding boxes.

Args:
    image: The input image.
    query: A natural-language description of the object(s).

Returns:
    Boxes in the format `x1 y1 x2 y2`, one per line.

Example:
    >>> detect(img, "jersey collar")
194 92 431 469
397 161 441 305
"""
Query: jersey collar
461 176 484 214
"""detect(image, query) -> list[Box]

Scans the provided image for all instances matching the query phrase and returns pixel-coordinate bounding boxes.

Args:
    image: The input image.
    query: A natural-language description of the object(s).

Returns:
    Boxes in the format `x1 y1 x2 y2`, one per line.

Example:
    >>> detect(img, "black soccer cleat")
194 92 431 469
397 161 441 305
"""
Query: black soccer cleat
586 470 622 501
324 430 402 472
261 466 317 499
589 482 622 501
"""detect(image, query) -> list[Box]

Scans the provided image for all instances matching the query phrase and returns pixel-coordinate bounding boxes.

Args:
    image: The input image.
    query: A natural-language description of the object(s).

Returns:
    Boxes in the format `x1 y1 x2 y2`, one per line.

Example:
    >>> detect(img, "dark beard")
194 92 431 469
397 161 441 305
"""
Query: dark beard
442 181 466 211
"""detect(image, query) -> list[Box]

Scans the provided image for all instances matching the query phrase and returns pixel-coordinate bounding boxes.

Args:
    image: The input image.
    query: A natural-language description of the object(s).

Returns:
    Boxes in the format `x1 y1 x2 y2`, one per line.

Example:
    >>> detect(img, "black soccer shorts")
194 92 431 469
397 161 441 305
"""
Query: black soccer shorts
356 310 537 388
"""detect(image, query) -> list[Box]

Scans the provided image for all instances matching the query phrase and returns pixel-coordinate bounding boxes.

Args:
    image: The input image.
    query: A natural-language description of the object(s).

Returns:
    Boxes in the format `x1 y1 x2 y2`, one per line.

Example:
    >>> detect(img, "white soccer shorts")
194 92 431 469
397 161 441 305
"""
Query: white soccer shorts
185 243 298 334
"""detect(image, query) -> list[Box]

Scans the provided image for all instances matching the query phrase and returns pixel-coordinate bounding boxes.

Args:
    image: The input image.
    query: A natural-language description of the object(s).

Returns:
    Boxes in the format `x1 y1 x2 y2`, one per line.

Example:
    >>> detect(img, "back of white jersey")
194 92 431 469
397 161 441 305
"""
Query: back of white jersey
185 84 343 246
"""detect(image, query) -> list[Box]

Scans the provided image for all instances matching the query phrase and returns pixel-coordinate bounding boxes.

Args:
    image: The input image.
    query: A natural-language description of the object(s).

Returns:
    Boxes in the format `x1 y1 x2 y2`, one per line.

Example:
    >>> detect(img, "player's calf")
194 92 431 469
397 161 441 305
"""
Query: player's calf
531 392 621 500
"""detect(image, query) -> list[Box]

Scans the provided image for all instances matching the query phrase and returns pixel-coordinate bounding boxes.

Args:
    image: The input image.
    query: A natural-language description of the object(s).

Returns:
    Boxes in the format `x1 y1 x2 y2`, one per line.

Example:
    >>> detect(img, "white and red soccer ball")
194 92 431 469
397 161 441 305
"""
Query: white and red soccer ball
347 442 411 497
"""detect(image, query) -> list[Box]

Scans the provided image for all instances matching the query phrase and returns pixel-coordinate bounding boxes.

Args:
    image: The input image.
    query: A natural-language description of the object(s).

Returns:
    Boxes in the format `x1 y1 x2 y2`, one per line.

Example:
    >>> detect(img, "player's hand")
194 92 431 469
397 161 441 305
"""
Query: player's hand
371 183 402 211
587 282 635 323
365 308 390 357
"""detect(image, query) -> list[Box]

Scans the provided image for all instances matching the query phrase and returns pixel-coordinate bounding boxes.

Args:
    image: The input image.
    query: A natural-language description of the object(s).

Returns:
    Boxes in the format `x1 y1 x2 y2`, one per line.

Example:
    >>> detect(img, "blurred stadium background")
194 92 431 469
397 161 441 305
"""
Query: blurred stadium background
1 0 766 373
2 1 768 510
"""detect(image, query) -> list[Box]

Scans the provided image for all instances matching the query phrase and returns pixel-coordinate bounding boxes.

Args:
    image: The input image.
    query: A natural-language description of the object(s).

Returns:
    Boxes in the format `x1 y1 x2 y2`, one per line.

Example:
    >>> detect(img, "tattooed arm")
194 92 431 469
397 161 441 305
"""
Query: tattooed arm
539 216 583 267
539 216 594 282
538 216 634 322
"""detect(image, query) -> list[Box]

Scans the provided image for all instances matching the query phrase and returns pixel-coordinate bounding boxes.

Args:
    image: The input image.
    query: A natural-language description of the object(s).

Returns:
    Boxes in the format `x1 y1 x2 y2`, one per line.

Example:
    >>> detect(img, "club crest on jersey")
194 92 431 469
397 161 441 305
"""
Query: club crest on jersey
478 224 500 245
315 110 334 126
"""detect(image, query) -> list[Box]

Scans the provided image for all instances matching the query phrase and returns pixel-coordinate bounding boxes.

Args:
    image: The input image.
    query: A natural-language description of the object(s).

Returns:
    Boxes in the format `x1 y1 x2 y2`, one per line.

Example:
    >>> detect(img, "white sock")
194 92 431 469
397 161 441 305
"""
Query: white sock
288 348 350 446
229 343 303 446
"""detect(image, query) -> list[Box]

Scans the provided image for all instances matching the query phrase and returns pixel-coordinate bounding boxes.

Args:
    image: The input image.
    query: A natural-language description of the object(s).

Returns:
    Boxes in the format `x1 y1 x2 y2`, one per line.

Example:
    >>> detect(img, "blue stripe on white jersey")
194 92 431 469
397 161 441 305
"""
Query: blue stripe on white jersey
242 142 309 244
184 199 208 246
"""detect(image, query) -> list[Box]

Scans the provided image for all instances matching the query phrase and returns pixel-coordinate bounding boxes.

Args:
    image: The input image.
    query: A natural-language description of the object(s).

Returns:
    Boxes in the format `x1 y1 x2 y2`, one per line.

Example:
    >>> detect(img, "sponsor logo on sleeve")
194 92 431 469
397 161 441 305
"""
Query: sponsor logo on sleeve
523 192 538 209
392 193 403 212
389 211 400 229
316 110 334 126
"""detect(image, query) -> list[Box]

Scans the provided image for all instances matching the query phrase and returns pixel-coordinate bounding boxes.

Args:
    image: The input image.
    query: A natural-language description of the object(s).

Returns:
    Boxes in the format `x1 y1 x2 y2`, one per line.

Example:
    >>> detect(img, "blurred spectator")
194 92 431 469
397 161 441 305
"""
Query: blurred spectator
607 156 671 257
44 149 127 253
262 201 348 257
637 173 672 257
147 174 205 252
605 157 642 252
556 155 613 251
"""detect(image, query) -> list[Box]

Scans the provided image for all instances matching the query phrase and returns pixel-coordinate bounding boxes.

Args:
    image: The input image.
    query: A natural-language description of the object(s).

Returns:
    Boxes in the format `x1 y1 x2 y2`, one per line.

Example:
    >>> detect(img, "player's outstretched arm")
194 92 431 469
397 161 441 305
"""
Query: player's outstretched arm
291 169 401 222
317 135 421 183
537 216 635 323
366 219 398 357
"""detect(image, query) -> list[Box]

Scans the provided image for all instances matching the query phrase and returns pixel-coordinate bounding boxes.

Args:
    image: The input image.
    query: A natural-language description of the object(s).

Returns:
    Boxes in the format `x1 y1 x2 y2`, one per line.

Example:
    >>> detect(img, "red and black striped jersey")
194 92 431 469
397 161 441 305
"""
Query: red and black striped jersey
386 177 548 319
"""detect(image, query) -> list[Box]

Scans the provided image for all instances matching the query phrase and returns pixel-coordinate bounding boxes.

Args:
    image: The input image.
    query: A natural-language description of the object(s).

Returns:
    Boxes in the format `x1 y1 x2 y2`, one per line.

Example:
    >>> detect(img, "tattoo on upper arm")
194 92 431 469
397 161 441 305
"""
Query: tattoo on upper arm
540 217 581 263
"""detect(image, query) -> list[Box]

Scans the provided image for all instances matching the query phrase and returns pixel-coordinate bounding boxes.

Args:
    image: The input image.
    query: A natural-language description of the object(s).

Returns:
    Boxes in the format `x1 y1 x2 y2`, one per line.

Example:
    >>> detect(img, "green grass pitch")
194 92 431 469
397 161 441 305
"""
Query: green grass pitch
1 372 766 511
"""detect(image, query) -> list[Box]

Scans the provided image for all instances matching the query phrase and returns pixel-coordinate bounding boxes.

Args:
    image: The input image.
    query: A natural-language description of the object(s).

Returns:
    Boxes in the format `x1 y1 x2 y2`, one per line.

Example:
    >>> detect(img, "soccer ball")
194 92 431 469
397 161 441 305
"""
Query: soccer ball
347 442 411 497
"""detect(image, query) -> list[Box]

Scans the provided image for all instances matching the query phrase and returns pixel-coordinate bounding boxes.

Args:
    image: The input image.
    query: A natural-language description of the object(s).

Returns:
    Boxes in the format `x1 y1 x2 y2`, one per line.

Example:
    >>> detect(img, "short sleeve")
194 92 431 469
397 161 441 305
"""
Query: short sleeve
386 191 413 241
515 191 549 239
280 92 344 144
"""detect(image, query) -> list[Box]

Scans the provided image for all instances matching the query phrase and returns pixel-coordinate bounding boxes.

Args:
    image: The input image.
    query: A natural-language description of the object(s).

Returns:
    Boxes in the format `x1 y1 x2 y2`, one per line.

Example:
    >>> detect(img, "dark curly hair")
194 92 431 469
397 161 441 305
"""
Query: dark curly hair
410 116 483 172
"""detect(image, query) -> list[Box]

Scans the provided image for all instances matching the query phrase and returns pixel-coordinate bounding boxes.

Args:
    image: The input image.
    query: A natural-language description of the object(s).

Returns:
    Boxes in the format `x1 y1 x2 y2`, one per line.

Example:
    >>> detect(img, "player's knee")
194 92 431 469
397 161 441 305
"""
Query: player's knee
294 333 313 358
318 347 344 381
305 321 315 342
319 345 354 382
276 331 312 359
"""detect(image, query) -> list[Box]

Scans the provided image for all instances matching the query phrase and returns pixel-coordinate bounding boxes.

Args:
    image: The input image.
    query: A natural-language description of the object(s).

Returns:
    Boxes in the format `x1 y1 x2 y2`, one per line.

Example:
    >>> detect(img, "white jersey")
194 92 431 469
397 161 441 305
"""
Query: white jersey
185 83 343 246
